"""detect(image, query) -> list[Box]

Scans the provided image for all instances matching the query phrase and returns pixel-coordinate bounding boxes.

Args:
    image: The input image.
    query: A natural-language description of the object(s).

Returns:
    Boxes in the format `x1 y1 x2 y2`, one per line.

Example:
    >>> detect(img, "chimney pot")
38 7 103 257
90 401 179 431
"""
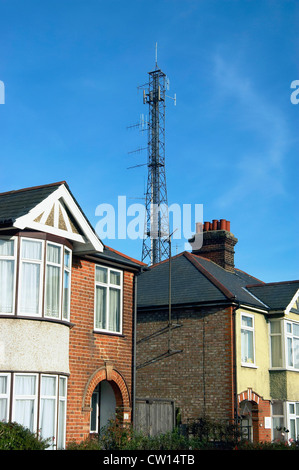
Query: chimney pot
212 219 218 230
220 219 227 230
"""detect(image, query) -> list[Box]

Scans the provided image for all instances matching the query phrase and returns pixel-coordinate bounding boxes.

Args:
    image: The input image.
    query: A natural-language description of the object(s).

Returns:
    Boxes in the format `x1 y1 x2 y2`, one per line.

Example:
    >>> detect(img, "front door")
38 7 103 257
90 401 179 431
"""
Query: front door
90 380 116 434
240 400 253 441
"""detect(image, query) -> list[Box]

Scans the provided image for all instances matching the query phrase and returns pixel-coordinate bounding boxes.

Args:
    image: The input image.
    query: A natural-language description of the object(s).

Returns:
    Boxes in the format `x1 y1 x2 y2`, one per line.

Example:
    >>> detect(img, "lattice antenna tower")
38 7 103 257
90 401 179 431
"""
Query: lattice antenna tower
139 46 175 265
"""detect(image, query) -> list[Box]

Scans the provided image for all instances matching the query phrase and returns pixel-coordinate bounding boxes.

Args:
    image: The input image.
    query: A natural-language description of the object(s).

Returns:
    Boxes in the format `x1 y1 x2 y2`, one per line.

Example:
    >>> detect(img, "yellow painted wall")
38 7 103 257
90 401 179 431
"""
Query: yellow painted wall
236 308 271 400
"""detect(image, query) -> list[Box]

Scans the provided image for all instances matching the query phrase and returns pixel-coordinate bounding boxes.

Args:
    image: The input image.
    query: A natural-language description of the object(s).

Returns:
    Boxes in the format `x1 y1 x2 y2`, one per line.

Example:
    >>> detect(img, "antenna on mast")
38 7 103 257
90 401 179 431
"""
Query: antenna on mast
155 42 158 68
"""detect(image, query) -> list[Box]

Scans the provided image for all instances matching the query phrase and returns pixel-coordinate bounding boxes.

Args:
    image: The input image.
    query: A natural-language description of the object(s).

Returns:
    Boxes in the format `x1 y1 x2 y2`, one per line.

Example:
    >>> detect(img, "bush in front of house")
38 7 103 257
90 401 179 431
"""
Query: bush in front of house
0 421 50 450
66 416 299 451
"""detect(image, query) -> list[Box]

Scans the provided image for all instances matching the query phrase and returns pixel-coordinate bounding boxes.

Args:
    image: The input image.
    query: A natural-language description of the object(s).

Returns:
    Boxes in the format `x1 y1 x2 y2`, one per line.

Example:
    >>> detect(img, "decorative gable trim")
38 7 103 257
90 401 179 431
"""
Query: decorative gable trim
286 288 299 315
12 183 103 254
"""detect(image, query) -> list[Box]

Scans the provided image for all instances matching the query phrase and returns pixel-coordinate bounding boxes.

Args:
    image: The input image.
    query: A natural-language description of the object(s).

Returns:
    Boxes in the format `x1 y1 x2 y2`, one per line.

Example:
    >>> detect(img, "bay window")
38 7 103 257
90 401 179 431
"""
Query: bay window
270 319 299 370
95 265 122 333
2 372 67 449
0 236 71 321
286 321 299 369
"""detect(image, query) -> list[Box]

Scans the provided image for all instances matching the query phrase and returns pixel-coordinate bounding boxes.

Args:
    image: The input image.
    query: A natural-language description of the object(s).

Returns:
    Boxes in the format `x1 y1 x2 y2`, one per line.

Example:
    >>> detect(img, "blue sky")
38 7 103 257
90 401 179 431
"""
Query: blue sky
0 0 298 282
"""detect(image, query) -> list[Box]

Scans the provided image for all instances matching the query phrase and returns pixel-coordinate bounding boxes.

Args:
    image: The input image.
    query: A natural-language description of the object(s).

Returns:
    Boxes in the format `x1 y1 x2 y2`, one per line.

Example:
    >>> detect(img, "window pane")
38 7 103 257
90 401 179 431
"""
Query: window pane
20 263 40 314
45 265 60 317
110 270 121 286
242 316 253 328
96 266 107 284
47 244 61 264
15 375 36 395
64 249 70 269
57 399 66 449
109 288 120 332
0 259 14 313
241 329 254 363
271 336 282 367
270 321 281 334
289 403 295 414
293 324 299 337
294 338 299 369
287 322 292 334
95 285 107 329
14 375 36 433
63 270 70 319
21 240 42 260
272 401 283 415
290 419 296 441
14 399 35 432
40 398 56 448
0 239 14 256
0 398 7 422
287 337 293 367
59 377 66 398
0 376 7 394
41 376 56 396
90 391 99 432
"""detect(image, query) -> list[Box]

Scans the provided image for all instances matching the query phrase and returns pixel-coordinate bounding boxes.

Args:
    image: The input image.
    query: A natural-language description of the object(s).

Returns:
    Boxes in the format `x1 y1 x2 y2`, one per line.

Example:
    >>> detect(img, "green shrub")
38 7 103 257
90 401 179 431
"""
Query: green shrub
0 421 50 450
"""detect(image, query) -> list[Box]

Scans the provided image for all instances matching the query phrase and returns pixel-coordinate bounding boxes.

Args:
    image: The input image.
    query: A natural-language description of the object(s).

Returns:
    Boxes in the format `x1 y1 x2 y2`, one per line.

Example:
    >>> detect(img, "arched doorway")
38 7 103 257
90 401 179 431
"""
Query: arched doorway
90 380 116 433
239 400 253 441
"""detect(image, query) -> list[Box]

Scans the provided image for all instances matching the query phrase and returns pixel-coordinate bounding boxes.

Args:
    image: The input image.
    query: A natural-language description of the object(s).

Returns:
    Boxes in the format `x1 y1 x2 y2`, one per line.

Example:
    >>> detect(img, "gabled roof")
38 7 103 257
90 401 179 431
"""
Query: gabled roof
0 182 104 254
137 251 267 310
246 281 299 313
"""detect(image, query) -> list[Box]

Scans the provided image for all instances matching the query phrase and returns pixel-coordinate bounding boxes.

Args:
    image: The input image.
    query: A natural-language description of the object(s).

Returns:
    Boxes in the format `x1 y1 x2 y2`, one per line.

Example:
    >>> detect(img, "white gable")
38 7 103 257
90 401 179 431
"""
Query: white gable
13 183 103 254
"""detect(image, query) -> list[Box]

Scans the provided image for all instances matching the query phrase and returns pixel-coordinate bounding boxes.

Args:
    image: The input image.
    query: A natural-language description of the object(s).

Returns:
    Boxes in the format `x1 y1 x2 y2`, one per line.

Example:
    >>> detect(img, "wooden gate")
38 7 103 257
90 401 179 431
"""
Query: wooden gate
134 398 175 436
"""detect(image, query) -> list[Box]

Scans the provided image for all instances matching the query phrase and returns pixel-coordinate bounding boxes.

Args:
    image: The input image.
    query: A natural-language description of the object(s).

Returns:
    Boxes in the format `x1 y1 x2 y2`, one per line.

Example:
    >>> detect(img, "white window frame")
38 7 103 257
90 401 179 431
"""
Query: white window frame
62 247 71 321
285 320 299 371
241 312 256 367
18 238 44 316
39 374 58 449
94 265 123 334
0 373 11 422
57 376 67 449
12 373 39 434
0 236 17 315
44 241 63 320
6 372 67 448
269 319 284 369
287 401 299 442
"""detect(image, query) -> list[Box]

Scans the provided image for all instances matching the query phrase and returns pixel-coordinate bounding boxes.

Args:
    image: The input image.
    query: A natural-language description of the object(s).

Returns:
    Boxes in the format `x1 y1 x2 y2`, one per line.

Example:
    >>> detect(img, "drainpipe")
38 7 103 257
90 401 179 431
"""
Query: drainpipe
132 274 138 427
232 303 240 429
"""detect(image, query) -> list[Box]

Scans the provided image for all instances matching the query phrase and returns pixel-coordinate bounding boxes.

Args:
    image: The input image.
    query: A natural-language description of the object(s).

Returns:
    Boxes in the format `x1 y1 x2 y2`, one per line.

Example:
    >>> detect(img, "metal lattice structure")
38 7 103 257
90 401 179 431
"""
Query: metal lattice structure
141 64 171 265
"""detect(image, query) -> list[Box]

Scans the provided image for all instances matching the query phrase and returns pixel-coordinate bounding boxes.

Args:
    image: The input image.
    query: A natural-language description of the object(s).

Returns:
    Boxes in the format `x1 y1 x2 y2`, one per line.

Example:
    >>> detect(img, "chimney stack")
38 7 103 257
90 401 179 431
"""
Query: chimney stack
190 219 238 272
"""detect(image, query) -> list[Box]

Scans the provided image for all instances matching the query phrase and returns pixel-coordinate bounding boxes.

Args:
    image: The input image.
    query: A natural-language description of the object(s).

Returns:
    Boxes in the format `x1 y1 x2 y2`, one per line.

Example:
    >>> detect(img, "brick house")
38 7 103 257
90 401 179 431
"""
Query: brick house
136 219 299 443
0 181 144 448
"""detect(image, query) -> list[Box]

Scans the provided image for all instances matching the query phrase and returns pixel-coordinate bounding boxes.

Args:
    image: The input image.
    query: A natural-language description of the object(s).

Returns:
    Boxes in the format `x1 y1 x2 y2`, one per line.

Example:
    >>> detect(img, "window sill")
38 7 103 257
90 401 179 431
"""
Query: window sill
241 363 258 369
0 314 74 328
93 329 124 337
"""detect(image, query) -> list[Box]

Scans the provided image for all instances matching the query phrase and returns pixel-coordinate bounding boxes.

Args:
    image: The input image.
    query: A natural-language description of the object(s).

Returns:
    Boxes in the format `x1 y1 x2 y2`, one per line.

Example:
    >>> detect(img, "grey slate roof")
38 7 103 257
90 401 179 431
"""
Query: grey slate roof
137 251 267 310
247 281 299 312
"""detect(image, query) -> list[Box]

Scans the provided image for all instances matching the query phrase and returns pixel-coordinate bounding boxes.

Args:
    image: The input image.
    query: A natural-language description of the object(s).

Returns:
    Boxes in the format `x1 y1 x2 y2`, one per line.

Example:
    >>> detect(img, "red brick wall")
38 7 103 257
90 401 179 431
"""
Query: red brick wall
136 305 235 425
66 256 135 445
